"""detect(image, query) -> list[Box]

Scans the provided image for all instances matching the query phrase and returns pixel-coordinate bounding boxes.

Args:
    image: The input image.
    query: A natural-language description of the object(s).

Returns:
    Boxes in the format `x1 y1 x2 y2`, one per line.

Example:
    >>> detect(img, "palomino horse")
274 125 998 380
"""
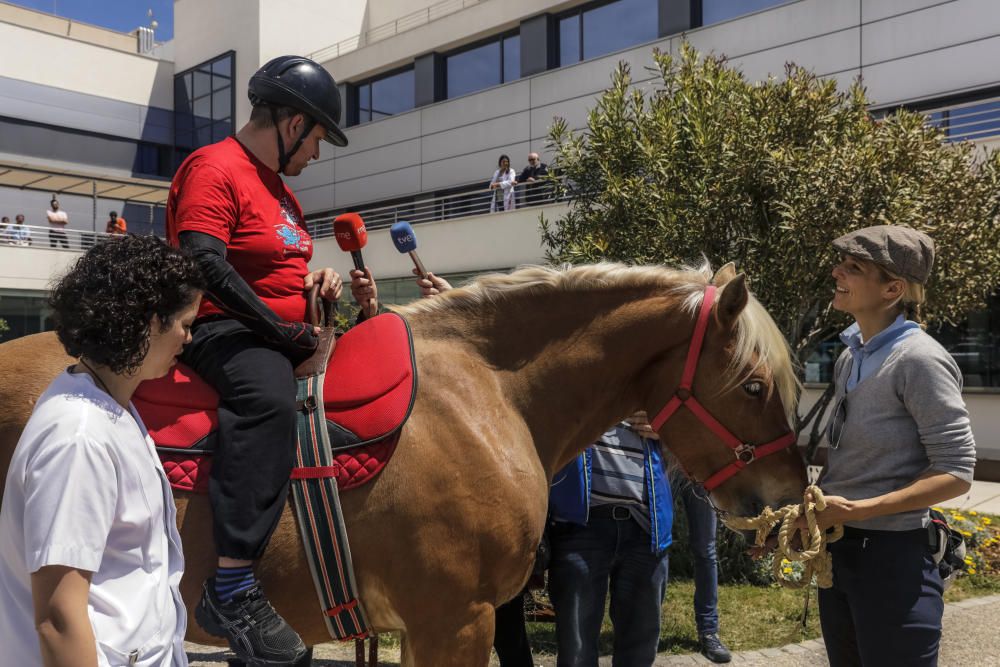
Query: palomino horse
0 262 807 666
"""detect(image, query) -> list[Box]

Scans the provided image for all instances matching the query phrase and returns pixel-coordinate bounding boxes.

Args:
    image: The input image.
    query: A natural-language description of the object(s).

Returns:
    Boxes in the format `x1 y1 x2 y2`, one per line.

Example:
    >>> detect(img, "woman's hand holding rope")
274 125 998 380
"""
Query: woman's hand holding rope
722 485 844 589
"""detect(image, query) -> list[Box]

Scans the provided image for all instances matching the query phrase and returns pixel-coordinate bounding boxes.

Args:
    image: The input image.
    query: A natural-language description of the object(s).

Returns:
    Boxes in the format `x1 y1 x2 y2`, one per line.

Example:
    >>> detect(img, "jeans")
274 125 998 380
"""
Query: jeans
675 479 720 635
819 527 943 666
548 515 668 667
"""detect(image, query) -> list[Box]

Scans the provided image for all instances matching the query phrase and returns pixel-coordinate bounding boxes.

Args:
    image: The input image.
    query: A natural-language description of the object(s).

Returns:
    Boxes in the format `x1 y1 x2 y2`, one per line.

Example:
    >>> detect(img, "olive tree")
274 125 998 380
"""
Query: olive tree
542 44 1000 454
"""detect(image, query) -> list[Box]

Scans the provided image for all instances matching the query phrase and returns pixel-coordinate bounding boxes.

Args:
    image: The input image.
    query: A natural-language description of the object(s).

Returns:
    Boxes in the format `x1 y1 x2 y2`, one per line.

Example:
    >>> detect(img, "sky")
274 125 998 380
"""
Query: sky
9 0 174 41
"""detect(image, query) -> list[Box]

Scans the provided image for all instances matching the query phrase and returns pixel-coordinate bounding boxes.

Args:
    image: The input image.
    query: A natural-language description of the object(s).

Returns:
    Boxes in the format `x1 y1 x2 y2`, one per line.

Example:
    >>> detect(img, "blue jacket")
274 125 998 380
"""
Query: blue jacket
549 431 673 555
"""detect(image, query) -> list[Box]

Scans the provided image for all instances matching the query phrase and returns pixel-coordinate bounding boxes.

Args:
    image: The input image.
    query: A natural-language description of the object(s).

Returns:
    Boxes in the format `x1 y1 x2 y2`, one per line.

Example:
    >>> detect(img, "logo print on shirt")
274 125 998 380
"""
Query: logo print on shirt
274 197 311 255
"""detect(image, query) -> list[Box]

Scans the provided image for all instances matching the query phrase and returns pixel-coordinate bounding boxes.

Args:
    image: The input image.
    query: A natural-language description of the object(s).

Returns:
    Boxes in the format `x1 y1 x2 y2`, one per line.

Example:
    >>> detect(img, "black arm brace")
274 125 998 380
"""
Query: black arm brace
179 231 316 357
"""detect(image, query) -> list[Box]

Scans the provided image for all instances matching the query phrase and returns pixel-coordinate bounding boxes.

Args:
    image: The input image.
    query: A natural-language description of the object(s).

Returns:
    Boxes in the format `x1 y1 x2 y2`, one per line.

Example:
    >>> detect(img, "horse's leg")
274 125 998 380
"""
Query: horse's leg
400 603 495 667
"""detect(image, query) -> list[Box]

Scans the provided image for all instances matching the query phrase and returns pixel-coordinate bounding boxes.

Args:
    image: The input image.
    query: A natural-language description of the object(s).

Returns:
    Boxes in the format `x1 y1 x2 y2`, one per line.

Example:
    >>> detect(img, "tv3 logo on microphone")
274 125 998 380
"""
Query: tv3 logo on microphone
336 225 365 241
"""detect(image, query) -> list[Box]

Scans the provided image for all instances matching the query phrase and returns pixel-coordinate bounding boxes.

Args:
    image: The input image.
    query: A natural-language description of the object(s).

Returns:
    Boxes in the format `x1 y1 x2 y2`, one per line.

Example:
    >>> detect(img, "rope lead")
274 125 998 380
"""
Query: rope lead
722 484 844 589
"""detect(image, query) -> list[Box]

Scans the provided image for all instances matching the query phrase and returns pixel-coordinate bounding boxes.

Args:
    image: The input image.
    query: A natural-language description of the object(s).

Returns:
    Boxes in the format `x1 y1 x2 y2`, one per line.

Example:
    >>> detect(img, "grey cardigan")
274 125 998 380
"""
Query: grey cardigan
819 330 976 531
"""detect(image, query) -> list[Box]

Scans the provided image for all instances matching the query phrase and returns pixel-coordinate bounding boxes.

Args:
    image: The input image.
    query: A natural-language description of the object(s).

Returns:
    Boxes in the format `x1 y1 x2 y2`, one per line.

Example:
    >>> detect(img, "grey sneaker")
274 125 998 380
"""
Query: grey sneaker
699 633 732 663
195 578 307 666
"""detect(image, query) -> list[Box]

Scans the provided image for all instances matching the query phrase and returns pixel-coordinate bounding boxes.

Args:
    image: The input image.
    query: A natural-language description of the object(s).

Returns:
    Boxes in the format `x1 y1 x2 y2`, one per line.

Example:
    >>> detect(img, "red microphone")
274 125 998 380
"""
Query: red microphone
333 212 367 272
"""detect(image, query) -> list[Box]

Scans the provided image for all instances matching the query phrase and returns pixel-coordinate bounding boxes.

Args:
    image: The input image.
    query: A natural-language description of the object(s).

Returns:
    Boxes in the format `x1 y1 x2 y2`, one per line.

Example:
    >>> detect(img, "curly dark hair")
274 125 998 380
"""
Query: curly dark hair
50 235 204 374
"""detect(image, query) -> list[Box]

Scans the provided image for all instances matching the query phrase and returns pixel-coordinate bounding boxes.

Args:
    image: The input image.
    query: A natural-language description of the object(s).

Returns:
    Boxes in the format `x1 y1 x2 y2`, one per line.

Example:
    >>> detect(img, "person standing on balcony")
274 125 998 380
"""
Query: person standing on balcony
10 214 32 246
105 211 127 235
167 55 377 666
518 152 549 206
46 197 70 249
490 154 518 212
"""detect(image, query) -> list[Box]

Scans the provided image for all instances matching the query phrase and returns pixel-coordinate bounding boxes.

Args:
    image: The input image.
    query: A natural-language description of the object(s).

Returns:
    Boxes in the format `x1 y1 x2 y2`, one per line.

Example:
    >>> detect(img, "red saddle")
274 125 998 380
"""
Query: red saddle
135 313 416 494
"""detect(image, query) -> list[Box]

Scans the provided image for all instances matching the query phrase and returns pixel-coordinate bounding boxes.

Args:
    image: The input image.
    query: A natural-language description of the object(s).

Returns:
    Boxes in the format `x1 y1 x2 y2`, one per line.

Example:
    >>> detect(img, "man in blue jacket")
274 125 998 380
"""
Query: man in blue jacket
548 413 672 667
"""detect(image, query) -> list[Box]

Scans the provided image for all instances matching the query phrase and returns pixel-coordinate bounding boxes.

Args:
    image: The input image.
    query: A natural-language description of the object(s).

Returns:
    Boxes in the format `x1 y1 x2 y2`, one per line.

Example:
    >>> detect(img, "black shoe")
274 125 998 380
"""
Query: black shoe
195 578 307 666
699 633 732 663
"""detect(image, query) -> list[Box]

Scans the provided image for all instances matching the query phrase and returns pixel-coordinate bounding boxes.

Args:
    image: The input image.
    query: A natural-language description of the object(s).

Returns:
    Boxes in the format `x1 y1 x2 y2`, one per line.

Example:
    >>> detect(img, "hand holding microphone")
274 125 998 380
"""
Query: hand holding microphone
390 221 427 279
334 212 378 317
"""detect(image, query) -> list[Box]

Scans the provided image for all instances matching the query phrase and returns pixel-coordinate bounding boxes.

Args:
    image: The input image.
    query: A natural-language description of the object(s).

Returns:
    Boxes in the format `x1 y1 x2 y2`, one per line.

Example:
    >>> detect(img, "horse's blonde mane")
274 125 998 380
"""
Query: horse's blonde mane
397 261 799 421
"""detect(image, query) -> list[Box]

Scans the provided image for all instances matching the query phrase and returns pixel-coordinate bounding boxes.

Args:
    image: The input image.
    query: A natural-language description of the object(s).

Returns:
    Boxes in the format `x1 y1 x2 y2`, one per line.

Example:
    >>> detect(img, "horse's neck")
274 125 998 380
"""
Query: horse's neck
411 287 695 476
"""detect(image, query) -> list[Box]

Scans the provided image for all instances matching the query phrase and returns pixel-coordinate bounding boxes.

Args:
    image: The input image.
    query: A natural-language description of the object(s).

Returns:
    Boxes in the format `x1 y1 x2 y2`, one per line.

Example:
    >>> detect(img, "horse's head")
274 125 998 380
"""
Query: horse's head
647 263 807 518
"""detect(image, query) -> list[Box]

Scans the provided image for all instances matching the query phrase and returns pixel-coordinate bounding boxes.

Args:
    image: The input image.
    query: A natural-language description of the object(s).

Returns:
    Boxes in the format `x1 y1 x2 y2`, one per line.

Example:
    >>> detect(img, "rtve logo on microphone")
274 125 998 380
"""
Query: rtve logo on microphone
397 234 414 244
336 225 365 240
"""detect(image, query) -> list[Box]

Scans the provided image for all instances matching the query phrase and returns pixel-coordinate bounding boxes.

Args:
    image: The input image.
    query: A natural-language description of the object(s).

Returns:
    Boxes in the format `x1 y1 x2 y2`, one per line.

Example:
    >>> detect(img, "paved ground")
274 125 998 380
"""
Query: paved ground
186 593 1000 666
939 479 1000 515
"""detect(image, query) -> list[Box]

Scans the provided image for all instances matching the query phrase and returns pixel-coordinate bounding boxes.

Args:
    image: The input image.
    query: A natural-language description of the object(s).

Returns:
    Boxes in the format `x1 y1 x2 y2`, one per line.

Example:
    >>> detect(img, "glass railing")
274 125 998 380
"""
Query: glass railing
923 97 1000 144
306 178 568 240
0 224 115 251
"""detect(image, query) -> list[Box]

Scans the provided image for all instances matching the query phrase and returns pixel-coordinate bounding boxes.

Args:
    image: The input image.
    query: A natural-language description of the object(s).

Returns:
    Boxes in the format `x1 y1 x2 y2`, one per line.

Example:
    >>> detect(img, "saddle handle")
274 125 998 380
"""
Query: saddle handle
306 284 338 328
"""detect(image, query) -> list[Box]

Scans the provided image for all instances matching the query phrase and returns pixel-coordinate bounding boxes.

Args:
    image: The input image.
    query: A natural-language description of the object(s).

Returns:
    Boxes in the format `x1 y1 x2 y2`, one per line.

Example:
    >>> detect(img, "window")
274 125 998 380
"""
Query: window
356 67 415 124
700 0 792 26
445 31 521 99
558 0 658 66
174 52 235 164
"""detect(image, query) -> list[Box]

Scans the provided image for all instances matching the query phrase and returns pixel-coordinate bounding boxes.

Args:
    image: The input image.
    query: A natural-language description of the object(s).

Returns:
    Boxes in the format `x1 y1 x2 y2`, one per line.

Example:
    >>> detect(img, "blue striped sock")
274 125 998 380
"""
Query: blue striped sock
215 565 256 602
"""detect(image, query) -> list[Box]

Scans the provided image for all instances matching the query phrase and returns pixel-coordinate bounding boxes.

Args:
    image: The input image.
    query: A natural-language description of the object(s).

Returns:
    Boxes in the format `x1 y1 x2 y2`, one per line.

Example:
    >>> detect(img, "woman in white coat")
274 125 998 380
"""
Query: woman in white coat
490 154 518 212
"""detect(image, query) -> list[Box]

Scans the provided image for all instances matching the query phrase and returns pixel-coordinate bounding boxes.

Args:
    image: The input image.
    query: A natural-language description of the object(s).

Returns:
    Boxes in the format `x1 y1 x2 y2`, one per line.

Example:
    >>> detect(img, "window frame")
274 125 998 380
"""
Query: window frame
353 64 417 125
555 0 660 67
443 28 521 100
173 50 236 162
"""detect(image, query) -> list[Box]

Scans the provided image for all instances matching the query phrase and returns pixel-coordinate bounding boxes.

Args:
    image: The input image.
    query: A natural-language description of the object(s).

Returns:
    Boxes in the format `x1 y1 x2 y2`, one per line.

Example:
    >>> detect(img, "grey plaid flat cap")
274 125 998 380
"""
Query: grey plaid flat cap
832 225 935 284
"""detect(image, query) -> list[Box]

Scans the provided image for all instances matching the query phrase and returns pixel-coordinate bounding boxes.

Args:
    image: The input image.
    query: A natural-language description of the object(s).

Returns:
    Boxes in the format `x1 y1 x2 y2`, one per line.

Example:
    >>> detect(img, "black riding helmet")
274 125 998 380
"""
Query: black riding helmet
248 55 348 173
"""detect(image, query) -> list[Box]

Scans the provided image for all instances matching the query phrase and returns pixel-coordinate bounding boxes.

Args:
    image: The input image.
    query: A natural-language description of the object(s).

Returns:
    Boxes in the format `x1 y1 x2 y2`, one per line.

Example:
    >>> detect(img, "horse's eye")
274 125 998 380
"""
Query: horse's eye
743 381 763 397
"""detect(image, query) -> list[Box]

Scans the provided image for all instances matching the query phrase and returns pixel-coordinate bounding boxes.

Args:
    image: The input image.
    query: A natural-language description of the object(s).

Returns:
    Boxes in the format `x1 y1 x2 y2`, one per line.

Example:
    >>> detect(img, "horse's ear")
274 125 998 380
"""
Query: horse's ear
712 262 737 286
716 273 748 329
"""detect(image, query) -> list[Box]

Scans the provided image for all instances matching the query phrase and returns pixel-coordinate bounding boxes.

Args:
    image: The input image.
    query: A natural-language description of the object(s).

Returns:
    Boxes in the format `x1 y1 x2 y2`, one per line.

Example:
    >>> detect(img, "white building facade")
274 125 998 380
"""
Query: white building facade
1 0 999 474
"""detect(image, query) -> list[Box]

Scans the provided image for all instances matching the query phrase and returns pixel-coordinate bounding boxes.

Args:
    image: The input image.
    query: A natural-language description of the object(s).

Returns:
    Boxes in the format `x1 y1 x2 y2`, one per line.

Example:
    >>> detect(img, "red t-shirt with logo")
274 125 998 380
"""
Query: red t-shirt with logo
167 137 313 323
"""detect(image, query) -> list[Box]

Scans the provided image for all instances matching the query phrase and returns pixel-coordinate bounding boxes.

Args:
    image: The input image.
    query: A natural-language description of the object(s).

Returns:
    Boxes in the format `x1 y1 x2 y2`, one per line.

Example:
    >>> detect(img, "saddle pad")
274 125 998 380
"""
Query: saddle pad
137 313 415 493
323 312 416 446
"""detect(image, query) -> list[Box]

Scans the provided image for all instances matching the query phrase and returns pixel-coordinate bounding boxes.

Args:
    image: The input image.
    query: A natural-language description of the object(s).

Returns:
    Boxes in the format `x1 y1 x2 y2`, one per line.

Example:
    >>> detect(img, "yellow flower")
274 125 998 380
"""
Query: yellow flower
953 514 966 521
783 567 793 574
932 507 943 512
983 518 992 525
961 530 973 537
965 556 975 564
969 567 977 574
970 510 979 516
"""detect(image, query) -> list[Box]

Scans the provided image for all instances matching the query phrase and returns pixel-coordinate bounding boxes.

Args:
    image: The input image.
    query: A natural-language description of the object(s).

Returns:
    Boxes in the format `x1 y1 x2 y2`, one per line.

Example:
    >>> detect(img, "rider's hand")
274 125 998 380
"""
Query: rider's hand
350 267 378 318
413 269 452 298
304 268 343 302
625 411 659 440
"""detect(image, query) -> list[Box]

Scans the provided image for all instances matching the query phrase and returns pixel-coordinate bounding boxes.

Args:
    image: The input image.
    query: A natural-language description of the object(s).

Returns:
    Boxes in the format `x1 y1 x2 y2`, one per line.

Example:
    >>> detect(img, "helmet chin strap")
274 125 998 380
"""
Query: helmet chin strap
270 106 317 174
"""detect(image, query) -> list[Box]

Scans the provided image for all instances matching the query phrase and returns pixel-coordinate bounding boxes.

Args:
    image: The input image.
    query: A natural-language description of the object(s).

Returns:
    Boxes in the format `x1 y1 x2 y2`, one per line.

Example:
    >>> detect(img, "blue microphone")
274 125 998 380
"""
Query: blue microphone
390 221 428 279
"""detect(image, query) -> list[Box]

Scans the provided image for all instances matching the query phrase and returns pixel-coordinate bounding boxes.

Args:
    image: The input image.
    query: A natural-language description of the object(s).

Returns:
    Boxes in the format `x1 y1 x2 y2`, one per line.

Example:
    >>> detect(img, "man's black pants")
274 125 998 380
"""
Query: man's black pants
182 318 298 561
818 526 943 666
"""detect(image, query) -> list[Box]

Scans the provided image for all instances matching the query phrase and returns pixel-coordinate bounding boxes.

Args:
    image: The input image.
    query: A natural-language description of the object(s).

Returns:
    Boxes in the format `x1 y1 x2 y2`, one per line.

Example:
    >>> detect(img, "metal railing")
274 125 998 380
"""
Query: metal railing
923 97 1000 144
309 0 493 63
0 224 116 251
306 179 569 240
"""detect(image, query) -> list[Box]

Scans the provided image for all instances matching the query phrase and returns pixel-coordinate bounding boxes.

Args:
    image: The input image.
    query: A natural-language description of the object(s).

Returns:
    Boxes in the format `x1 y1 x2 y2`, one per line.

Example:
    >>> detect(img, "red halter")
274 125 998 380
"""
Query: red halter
650 285 797 492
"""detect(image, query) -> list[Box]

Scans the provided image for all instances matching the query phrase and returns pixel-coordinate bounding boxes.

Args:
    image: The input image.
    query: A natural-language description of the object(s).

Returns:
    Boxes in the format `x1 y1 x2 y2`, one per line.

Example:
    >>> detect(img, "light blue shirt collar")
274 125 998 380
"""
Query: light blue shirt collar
838 315 921 391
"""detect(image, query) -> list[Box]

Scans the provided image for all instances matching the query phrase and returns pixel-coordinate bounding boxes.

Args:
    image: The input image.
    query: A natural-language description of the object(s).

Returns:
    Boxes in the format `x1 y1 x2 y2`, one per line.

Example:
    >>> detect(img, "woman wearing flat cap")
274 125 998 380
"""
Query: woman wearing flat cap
812 224 976 666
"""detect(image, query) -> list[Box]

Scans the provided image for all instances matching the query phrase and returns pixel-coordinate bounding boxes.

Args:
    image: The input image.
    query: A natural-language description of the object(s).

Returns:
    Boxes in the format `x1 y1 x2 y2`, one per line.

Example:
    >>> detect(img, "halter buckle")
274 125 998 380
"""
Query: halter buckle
734 443 756 464
676 387 691 401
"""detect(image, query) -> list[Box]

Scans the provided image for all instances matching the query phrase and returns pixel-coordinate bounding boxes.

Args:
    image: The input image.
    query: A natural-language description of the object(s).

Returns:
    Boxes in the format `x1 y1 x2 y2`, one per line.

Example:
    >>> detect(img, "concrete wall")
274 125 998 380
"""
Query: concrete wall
0 244 82 291
310 200 563 280
290 0 1000 214
0 18 172 109
259 0 367 65
174 0 259 128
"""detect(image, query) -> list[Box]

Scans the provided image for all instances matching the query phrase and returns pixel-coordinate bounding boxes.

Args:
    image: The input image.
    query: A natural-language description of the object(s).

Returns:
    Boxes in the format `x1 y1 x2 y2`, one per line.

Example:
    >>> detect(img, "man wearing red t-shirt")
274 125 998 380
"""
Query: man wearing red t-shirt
167 56 377 665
